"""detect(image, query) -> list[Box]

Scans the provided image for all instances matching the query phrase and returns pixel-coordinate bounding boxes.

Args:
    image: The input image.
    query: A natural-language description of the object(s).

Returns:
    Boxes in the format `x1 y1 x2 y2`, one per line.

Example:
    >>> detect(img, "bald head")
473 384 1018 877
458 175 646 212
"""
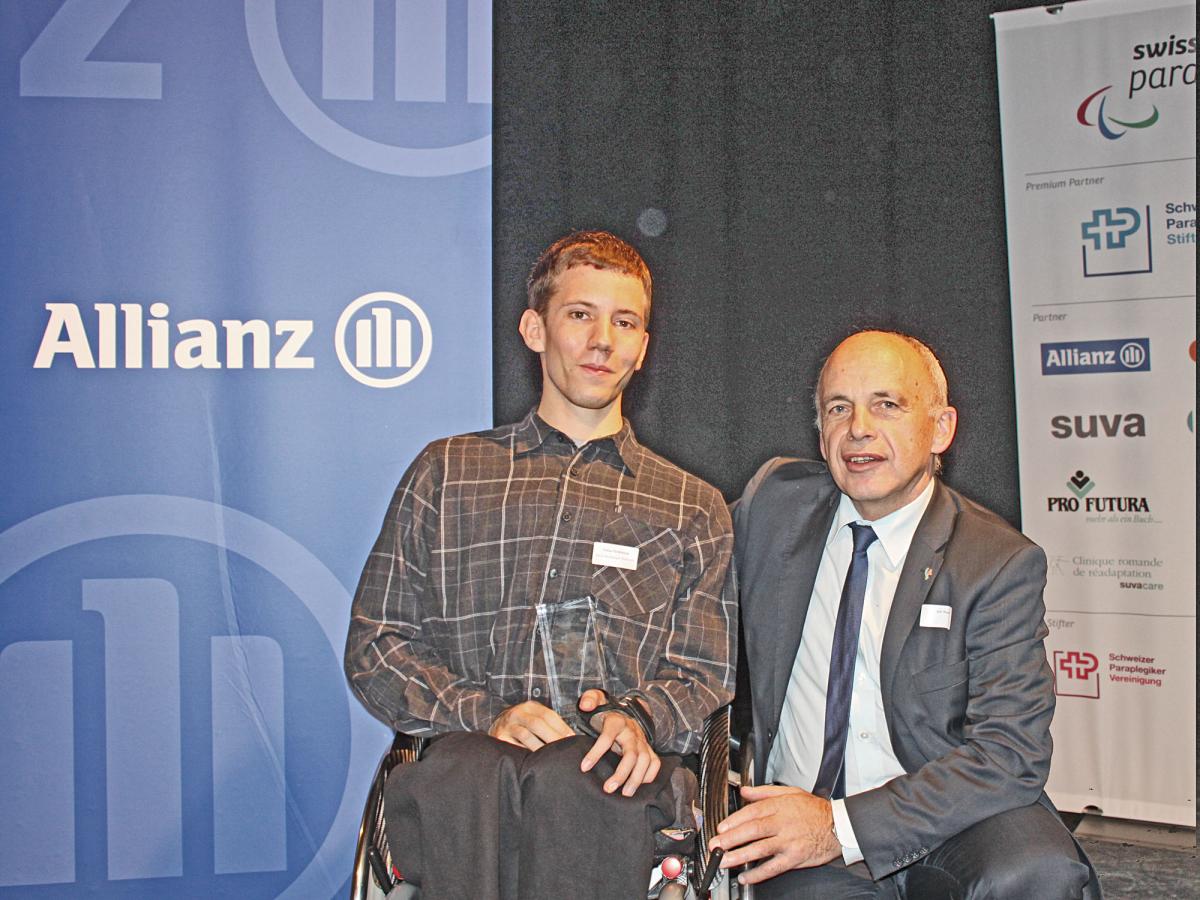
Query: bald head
815 331 948 429
814 330 958 520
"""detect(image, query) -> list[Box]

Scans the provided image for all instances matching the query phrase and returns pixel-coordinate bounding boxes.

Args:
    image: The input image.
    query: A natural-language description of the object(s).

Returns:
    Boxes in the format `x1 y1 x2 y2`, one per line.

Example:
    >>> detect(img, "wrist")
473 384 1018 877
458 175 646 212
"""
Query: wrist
576 694 657 747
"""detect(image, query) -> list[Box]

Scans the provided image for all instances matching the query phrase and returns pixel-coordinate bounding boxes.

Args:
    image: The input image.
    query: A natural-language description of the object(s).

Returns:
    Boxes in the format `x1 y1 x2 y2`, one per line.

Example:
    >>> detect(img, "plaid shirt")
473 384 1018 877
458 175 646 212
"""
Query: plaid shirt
345 411 736 754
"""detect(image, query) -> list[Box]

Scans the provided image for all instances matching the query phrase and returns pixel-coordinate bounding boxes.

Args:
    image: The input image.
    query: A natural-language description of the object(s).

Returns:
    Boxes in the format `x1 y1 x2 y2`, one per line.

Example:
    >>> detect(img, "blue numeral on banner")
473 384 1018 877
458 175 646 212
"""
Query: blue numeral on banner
19 0 162 100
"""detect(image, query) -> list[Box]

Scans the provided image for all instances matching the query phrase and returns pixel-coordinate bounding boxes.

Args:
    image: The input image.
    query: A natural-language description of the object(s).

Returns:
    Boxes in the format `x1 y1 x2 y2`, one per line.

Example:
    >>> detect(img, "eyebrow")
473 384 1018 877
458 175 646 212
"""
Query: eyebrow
821 390 908 405
562 299 645 321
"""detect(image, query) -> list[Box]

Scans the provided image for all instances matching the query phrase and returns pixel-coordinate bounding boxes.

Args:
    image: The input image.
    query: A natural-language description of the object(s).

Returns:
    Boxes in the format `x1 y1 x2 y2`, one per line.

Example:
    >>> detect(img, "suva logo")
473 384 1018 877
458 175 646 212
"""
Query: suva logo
32 294 432 389
1050 413 1146 439
1076 86 1158 140
1041 338 1150 375
0 496 381 896
1081 207 1153 277
245 0 492 176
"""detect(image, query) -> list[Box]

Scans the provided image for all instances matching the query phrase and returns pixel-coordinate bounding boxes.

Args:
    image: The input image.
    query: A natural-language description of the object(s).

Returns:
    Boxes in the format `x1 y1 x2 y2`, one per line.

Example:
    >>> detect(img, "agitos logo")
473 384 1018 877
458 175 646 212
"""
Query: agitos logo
1076 86 1158 140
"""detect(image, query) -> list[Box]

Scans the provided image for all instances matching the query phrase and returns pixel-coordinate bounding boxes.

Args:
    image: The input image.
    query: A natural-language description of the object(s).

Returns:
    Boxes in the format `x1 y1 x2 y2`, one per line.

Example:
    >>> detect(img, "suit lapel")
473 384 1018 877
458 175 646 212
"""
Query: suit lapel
768 488 839 736
879 480 956 717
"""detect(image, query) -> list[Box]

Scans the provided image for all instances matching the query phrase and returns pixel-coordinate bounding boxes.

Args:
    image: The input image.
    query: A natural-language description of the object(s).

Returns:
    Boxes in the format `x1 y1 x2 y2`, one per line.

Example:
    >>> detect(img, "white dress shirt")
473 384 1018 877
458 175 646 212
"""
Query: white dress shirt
765 479 936 864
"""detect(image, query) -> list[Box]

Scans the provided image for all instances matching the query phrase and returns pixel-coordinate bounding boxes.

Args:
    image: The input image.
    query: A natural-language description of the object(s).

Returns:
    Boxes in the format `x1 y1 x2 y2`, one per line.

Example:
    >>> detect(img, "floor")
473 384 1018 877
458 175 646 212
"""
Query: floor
1081 836 1197 899
1068 813 1198 900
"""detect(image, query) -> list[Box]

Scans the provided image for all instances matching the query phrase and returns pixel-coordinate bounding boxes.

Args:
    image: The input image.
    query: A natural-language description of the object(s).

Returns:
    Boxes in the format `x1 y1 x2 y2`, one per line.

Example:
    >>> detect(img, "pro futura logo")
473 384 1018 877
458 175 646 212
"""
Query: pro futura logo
1066 470 1095 500
1047 471 1150 515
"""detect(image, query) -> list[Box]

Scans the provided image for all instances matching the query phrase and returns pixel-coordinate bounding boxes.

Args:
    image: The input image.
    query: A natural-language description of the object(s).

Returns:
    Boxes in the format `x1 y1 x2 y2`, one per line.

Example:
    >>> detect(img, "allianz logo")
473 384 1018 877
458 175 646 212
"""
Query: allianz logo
31 293 431 388
1050 412 1146 438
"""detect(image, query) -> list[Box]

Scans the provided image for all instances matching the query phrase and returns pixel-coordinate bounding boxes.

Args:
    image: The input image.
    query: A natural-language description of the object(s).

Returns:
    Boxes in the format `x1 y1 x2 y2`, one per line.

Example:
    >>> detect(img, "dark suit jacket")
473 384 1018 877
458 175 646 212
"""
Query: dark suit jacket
735 458 1056 879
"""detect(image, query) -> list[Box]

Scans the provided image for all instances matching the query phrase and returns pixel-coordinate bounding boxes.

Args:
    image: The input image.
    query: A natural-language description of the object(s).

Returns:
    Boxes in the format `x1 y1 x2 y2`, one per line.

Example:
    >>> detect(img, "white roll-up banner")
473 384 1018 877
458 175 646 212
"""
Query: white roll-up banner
994 0 1195 826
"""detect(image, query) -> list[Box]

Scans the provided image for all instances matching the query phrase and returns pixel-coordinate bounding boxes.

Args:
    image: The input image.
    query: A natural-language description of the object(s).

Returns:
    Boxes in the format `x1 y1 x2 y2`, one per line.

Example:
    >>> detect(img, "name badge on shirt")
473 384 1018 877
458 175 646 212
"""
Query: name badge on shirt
592 541 639 570
920 604 952 630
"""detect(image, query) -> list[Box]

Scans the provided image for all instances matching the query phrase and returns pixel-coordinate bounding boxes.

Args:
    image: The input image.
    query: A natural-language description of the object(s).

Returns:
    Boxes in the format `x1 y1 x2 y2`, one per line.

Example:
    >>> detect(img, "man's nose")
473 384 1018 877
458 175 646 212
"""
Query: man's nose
589 319 613 351
847 407 873 440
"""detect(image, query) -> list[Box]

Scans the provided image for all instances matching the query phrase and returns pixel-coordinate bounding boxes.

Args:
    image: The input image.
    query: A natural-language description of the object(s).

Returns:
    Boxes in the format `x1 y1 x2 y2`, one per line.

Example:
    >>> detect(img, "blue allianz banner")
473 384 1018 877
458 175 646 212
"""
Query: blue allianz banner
0 2 492 897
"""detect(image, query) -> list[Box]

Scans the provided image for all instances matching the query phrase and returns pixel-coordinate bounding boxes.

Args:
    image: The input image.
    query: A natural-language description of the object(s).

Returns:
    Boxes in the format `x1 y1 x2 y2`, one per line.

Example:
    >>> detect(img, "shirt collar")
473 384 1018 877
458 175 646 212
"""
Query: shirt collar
511 408 640 475
829 478 937 569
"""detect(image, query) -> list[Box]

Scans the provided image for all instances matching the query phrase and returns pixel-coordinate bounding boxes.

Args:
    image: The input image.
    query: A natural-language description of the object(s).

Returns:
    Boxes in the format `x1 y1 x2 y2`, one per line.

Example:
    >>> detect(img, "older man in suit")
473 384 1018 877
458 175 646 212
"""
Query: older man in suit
710 331 1096 898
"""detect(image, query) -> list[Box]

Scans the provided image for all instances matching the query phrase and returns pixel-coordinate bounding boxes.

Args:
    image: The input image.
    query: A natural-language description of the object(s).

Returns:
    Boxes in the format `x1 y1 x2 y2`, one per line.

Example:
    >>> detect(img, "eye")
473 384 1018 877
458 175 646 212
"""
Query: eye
615 317 638 329
567 309 588 320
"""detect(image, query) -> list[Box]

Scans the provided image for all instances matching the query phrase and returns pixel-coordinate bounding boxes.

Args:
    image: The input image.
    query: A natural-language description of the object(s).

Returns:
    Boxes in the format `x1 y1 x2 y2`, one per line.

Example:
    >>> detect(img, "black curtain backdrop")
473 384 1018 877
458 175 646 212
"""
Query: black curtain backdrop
493 0 1045 525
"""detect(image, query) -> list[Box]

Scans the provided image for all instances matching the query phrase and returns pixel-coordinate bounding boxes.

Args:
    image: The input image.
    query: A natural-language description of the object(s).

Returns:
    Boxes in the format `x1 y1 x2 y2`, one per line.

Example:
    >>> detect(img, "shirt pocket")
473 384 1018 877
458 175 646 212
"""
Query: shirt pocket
590 512 686 617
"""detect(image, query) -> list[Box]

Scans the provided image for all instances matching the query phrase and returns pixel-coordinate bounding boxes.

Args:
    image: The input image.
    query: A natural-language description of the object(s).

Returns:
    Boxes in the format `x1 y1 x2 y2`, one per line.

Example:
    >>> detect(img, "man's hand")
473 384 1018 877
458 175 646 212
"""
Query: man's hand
488 701 575 751
708 785 842 885
577 689 660 796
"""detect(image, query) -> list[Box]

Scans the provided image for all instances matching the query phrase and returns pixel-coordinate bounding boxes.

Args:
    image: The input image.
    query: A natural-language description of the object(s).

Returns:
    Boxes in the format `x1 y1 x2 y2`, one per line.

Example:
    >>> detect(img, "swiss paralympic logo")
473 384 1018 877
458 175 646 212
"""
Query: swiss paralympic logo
1076 86 1159 140
0 497 383 897
245 0 492 176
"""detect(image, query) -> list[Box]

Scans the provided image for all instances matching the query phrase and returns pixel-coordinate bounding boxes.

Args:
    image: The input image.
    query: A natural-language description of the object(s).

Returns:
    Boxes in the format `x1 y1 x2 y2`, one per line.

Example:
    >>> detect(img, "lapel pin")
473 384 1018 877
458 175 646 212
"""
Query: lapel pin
924 567 934 581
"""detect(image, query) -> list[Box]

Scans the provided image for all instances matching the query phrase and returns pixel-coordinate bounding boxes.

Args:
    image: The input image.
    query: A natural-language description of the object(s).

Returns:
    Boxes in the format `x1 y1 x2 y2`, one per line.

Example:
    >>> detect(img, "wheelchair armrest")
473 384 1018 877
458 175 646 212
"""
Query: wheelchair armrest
349 733 427 900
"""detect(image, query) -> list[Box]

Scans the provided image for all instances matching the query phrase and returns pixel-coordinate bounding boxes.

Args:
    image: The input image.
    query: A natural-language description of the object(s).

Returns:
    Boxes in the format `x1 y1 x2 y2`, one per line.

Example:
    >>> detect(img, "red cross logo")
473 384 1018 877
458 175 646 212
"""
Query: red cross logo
1057 651 1099 680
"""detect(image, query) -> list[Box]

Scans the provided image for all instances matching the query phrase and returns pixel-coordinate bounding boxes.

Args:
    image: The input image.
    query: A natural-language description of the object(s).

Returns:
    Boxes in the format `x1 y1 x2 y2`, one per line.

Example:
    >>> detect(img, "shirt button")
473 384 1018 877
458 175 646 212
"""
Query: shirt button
859 731 869 740
532 687 542 698
561 511 572 522
569 466 579 477
548 568 558 579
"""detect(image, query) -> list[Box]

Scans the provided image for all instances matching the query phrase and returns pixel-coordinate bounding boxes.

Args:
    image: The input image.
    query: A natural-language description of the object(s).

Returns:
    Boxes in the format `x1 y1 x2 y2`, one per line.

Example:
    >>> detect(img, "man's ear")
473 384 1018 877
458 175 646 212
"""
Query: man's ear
633 330 649 371
932 405 958 455
519 308 545 353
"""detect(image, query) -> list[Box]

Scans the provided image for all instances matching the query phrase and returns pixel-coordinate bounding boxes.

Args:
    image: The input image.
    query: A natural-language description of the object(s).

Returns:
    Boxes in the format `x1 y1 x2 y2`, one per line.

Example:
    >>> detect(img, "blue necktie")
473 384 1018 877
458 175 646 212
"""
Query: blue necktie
812 522 878 800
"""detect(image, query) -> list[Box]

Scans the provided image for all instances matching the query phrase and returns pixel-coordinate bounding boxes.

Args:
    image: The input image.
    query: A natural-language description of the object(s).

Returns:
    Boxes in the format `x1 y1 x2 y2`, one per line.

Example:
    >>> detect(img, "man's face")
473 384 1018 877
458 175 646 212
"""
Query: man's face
817 332 957 521
519 264 650 418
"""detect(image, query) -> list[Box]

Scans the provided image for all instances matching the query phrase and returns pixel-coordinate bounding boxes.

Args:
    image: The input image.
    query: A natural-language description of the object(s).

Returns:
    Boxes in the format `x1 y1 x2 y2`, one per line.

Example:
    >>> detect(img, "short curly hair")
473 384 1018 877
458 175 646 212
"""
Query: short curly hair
526 230 652 319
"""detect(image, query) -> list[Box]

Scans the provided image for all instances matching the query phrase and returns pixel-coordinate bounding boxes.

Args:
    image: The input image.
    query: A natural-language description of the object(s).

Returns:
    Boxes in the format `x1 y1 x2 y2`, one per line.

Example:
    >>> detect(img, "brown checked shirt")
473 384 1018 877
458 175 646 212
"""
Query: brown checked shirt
345 411 736 754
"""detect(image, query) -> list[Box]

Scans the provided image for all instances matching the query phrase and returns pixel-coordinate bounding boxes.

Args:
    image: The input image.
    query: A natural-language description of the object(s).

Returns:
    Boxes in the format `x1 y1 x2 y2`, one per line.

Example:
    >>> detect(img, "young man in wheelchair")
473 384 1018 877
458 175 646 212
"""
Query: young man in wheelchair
345 231 736 899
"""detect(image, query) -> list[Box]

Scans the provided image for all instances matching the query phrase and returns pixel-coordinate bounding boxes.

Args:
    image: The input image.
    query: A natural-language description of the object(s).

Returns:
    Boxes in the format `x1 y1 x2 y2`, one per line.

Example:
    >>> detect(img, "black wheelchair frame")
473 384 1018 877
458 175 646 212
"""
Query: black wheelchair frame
349 707 744 900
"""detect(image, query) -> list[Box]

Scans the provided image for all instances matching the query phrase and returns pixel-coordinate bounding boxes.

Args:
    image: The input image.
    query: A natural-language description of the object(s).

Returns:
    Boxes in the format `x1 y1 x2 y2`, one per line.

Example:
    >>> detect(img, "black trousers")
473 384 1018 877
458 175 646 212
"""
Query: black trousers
383 732 683 900
753 802 1098 900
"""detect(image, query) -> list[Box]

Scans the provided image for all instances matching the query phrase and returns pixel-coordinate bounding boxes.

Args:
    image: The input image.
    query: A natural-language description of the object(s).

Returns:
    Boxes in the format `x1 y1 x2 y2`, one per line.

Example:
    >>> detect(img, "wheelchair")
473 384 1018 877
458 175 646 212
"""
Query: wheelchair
349 707 749 899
